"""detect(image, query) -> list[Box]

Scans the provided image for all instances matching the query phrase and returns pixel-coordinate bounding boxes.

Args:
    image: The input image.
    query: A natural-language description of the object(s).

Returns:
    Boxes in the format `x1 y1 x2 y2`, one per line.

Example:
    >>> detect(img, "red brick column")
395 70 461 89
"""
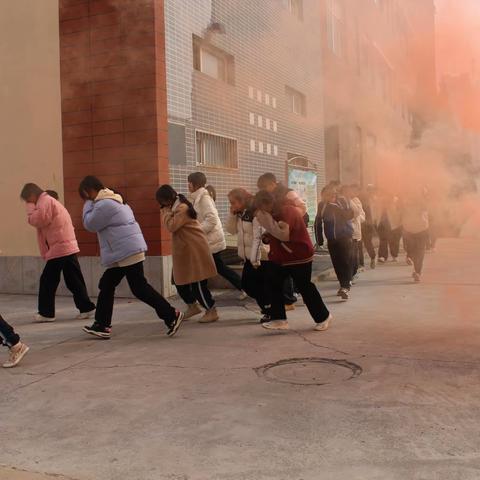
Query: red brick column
59 0 171 256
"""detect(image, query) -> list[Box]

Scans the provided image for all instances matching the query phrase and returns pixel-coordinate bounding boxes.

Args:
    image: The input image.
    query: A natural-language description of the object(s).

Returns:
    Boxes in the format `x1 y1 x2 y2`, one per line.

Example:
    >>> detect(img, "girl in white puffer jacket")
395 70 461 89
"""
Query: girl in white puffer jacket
226 188 271 322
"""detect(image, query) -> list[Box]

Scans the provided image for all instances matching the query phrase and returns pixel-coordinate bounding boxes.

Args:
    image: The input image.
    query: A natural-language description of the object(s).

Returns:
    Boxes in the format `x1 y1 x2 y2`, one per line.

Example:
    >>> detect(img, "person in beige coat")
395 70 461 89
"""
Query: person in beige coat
156 185 219 323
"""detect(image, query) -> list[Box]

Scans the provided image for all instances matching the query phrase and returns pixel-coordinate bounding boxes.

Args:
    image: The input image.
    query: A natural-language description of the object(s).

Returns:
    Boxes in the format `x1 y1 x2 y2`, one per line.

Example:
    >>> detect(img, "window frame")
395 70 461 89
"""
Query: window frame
285 86 307 117
195 129 239 170
192 35 235 85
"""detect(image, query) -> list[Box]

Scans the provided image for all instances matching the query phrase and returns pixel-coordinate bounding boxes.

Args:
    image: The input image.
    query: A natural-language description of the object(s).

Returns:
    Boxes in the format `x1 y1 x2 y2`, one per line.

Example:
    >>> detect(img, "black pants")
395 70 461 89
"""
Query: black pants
0 315 20 348
404 230 429 274
267 262 330 323
283 276 298 304
213 251 242 290
361 224 376 260
39 254 95 318
378 226 403 260
96 261 176 328
176 280 215 310
328 238 353 289
357 239 365 268
352 239 361 277
241 260 271 314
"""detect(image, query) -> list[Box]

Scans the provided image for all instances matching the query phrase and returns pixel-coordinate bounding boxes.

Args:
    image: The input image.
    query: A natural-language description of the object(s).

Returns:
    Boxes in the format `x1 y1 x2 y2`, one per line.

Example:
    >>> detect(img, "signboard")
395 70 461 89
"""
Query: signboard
288 168 318 222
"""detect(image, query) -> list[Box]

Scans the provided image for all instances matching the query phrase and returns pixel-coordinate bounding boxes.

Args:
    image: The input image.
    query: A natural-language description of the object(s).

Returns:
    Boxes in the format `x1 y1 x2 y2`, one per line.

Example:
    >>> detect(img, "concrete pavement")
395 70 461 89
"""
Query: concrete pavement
1 238 480 480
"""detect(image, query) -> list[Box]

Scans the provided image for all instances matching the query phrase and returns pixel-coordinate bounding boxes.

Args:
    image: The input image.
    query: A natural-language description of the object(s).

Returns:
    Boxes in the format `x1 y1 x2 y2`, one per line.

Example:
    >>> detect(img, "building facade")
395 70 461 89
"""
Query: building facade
0 0 326 296
164 0 326 221
319 0 437 187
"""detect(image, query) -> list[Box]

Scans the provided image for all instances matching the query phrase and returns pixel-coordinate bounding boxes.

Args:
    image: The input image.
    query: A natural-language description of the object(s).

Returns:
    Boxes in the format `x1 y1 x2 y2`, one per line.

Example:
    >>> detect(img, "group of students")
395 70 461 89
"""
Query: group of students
1 171 333 368
315 181 432 299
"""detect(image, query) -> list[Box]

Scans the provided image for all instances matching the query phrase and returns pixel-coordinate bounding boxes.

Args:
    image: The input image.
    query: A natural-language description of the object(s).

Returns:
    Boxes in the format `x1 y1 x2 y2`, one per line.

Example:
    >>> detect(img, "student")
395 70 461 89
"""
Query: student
255 191 331 331
20 183 96 322
187 173 245 300
402 189 430 282
315 186 354 300
156 185 219 323
0 315 29 368
360 185 378 269
377 192 403 263
343 184 366 279
79 176 184 338
257 172 307 217
257 172 306 310
226 188 271 322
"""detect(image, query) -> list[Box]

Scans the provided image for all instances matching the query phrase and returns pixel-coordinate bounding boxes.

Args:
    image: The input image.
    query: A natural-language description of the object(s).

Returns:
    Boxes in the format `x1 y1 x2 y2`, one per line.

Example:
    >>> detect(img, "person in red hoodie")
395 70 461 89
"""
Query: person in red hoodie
21 183 96 323
254 191 332 332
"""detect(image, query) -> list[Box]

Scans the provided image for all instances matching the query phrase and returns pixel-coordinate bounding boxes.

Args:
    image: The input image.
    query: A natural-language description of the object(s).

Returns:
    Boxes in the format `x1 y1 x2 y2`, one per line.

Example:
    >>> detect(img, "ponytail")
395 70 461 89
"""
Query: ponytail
178 193 197 220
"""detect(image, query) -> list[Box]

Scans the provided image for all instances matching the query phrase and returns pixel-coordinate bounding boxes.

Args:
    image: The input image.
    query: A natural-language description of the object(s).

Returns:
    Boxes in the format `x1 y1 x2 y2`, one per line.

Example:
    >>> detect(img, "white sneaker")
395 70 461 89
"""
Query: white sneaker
3 342 30 368
183 303 202 320
262 320 289 331
378 257 386 263
314 314 332 332
34 314 56 323
238 291 248 301
391 257 398 263
75 310 95 320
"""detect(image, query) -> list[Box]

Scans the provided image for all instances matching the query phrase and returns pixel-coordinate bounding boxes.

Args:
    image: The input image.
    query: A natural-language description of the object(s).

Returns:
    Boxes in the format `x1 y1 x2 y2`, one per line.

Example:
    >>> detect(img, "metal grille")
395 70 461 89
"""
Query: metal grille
195 131 238 169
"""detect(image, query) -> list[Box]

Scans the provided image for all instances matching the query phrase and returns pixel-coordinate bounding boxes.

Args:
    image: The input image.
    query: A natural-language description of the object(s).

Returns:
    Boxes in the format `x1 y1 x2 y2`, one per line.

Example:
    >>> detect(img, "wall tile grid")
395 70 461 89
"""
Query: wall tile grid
165 0 326 221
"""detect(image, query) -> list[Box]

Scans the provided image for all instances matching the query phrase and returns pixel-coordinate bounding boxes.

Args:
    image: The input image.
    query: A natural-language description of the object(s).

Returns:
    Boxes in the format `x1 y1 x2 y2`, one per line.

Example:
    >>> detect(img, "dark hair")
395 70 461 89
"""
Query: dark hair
228 188 252 206
254 190 275 210
20 183 44 200
188 172 207 190
78 176 104 200
45 190 59 200
257 172 277 189
205 185 217 202
156 185 197 220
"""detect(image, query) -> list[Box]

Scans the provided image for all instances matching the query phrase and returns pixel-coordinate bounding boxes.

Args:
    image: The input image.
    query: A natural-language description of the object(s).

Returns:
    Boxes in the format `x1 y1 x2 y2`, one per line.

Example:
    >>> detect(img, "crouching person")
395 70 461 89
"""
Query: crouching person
79 176 184 339
227 188 271 323
255 191 332 332
156 185 219 324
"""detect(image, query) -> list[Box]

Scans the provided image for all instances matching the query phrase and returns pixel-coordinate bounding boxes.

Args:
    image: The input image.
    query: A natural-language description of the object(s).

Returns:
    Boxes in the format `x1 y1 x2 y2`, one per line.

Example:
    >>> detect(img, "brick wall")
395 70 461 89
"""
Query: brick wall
59 0 171 256
164 0 326 221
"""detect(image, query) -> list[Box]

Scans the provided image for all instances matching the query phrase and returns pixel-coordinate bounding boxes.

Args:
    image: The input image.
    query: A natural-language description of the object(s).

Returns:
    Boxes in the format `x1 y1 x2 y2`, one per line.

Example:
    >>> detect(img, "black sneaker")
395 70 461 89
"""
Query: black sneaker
260 314 271 324
167 311 185 338
83 323 111 339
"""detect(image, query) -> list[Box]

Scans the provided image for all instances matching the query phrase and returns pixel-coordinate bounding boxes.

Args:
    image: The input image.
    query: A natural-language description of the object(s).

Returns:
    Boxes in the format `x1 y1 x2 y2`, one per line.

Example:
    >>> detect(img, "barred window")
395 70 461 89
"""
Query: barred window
195 131 238 169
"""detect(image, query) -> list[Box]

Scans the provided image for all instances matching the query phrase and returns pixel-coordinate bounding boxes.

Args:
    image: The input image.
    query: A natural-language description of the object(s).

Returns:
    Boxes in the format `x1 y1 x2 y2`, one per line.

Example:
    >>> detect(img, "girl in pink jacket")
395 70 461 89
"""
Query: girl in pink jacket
21 183 95 322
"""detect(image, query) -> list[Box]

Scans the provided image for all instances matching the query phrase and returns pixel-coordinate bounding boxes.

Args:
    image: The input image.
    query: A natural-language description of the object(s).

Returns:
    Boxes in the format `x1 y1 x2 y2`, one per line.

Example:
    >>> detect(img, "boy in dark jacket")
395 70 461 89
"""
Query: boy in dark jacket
315 186 355 299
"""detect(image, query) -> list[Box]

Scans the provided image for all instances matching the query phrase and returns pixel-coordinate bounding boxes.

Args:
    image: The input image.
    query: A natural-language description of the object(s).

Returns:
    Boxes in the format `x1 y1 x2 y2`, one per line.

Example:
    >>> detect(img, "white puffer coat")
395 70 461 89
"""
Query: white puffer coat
190 187 226 254
226 211 268 265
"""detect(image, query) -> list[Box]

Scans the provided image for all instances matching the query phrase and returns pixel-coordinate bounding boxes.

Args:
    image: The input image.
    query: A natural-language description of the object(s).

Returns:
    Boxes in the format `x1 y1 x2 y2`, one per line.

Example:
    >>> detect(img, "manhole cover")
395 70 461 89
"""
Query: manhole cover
255 357 362 386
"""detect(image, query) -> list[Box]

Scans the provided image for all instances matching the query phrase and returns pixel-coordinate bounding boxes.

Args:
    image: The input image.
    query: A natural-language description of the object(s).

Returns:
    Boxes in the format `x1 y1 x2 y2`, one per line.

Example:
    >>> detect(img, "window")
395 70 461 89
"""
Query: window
283 0 304 20
286 86 306 116
196 131 238 169
249 113 255 125
327 0 343 57
193 36 234 84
